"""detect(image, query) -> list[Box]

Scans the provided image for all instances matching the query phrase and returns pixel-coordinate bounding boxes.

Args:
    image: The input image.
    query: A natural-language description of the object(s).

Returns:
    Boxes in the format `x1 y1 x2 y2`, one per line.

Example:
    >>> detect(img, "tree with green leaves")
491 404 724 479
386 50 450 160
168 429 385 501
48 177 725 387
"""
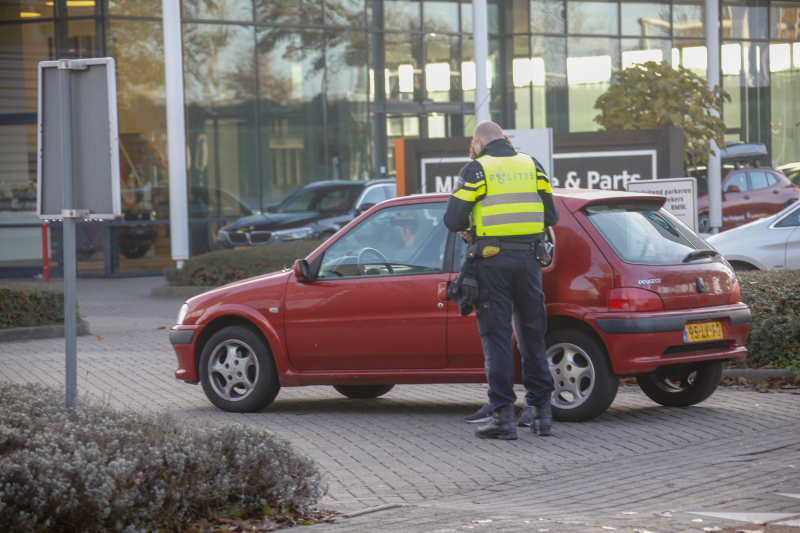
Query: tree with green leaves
594 61 731 167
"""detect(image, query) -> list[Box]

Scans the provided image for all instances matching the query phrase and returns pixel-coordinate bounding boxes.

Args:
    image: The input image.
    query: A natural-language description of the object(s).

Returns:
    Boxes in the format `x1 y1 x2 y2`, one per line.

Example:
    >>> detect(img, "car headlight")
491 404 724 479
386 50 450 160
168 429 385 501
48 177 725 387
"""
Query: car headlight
217 228 229 240
177 303 189 325
272 227 313 241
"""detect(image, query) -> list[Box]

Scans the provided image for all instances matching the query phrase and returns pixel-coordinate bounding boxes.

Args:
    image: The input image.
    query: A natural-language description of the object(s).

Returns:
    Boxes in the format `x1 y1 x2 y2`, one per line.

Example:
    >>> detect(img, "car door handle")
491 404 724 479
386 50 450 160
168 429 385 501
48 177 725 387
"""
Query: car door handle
773 189 780 194
744 195 751 200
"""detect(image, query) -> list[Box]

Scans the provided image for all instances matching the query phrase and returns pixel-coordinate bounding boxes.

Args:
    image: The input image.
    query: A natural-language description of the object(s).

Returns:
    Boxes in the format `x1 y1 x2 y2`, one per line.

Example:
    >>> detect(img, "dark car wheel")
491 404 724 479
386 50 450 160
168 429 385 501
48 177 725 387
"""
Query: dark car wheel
784 198 798 209
199 325 280 413
698 214 710 233
730 261 758 272
546 329 618 422
333 384 394 399
119 244 150 259
637 361 722 407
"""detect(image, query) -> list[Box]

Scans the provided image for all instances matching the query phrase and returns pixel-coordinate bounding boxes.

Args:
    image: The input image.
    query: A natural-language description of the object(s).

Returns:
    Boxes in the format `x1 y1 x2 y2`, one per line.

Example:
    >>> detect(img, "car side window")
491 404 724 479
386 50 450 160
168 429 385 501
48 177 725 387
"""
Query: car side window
776 208 800 228
319 203 448 279
749 171 769 190
318 189 351 211
357 186 387 209
767 173 778 187
725 173 748 193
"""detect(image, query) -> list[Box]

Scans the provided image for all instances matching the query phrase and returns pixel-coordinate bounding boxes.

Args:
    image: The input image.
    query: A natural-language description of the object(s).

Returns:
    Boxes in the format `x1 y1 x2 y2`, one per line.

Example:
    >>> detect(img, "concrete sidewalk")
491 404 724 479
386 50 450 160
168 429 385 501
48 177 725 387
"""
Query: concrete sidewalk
1 276 798 532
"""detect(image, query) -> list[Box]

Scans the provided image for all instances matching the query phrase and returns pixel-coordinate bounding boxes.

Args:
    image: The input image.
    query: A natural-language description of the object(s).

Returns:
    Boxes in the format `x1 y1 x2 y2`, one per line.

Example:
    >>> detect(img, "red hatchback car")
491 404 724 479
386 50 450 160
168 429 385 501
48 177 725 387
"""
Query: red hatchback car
171 189 750 422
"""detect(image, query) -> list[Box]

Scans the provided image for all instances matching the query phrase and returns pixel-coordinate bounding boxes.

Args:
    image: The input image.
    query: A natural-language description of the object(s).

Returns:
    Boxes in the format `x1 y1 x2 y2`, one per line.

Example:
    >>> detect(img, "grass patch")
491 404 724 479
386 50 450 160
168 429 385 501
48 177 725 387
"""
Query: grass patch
165 241 321 287
738 269 800 368
0 282 80 330
0 382 324 532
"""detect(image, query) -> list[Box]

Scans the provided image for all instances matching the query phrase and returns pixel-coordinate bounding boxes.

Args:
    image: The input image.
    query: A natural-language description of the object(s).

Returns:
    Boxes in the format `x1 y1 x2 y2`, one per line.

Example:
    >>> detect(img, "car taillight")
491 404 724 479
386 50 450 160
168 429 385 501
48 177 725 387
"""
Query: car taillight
730 279 742 304
609 288 664 312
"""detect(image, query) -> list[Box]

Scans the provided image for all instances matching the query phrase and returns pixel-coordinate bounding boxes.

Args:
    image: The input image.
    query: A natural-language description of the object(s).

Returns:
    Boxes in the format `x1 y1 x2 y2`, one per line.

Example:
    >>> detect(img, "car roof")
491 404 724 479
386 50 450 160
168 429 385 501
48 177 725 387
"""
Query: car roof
388 188 667 213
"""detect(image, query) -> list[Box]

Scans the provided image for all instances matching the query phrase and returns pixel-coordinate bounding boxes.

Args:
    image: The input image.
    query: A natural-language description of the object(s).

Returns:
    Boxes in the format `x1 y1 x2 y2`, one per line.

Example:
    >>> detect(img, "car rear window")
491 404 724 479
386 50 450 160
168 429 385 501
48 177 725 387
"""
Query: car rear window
584 202 713 266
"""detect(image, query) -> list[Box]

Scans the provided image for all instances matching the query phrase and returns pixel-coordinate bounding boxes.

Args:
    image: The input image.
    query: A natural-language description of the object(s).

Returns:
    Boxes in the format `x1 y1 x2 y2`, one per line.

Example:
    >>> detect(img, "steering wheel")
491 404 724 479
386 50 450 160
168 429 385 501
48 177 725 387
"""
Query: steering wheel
357 247 394 275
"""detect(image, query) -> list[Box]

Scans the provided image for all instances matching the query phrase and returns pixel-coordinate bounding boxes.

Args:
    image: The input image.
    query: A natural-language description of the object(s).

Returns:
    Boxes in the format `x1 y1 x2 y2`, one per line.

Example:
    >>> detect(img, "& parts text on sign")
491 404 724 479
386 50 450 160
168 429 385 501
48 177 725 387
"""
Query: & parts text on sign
552 150 657 190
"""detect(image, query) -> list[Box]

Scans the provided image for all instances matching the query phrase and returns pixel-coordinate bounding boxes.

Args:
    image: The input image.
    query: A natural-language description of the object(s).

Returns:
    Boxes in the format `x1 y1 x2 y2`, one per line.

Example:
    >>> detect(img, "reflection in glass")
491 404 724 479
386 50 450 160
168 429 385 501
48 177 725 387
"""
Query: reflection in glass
326 0 366 25
326 30 371 181
385 33 423 101
183 0 253 21
424 1 459 33
567 37 619 132
385 0 421 30
0 22 52 113
770 45 798 167
722 1 768 40
426 34 459 102
532 35 567 131
512 35 532 129
255 0 322 25
184 24 260 220
108 0 161 17
621 2 670 37
461 2 472 32
567 0 619 35
770 3 800 40
257 28 325 204
621 38 671 69
530 0 565 33
672 1 704 37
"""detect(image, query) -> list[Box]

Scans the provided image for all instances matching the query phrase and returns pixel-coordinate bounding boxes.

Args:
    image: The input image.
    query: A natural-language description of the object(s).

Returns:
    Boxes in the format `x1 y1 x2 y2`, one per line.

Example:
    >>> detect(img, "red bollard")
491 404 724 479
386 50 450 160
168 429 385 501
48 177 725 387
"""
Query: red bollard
42 224 50 284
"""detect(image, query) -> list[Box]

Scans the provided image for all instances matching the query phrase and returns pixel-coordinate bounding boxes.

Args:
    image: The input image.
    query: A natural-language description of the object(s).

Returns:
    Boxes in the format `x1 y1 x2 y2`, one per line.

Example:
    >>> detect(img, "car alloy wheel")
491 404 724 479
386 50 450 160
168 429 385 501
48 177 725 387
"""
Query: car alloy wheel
698 214 710 233
545 329 619 422
207 339 259 402
199 325 280 412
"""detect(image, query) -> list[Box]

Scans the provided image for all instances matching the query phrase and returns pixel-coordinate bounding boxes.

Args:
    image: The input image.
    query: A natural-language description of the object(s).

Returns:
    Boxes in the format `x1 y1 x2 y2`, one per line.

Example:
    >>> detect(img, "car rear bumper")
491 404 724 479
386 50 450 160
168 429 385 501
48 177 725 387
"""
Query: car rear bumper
585 303 751 375
171 324 203 382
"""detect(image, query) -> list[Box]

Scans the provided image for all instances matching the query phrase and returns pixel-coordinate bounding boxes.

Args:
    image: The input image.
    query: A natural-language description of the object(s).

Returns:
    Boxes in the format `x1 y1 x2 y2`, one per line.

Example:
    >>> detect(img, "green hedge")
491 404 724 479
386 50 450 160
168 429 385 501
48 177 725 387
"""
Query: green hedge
0 283 80 330
738 270 800 369
165 241 321 287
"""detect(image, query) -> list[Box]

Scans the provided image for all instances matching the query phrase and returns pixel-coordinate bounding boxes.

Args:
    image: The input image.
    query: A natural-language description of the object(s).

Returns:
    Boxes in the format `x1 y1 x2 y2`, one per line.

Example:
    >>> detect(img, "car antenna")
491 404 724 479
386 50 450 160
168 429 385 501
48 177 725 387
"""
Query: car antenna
413 91 491 195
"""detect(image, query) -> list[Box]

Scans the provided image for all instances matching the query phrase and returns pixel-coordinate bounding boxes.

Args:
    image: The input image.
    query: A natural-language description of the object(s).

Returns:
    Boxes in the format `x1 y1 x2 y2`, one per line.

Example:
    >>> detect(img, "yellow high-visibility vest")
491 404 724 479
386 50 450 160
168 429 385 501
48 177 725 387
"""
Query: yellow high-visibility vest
464 152 549 237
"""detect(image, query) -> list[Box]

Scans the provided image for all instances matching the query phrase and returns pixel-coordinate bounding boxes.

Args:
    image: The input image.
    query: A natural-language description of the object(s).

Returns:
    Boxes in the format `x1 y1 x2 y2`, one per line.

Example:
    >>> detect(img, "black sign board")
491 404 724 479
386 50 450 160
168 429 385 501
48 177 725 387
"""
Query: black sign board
420 157 472 193
552 150 657 190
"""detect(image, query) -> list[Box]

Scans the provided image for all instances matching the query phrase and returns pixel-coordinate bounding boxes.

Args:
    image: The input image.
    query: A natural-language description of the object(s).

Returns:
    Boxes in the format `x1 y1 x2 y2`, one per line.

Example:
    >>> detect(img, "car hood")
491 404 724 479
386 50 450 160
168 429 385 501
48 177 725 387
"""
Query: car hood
223 212 343 232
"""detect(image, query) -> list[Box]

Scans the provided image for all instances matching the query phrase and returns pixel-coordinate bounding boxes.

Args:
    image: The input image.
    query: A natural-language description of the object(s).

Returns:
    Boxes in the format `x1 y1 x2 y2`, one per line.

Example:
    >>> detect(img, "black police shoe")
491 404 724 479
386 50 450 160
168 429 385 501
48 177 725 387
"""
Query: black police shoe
532 403 552 437
464 402 493 424
516 405 533 427
475 405 518 440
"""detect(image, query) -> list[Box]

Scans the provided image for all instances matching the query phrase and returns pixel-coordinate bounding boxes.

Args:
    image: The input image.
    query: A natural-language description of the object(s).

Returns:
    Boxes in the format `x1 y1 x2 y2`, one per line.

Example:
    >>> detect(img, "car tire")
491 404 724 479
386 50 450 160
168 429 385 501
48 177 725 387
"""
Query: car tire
119 244 150 259
784 199 798 209
636 360 723 407
546 329 618 422
698 214 710 233
333 384 394 399
730 261 758 272
199 325 280 413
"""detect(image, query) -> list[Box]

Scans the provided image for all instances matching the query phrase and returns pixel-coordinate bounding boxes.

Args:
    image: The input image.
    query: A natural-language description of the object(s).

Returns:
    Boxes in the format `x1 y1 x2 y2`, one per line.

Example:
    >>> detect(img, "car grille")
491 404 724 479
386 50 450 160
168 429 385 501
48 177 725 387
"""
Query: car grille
227 232 248 245
662 341 729 356
249 231 273 244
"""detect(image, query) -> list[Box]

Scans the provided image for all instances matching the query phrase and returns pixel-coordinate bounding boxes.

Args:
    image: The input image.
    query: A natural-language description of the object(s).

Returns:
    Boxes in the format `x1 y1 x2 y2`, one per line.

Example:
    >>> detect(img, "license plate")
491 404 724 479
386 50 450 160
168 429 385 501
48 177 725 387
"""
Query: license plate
683 321 724 343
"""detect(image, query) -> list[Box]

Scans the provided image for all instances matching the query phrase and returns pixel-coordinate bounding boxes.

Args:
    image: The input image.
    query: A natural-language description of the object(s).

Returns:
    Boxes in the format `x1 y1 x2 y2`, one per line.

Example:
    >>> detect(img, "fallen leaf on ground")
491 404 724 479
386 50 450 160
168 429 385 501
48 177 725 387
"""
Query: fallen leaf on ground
601 527 617 530
704 527 722 532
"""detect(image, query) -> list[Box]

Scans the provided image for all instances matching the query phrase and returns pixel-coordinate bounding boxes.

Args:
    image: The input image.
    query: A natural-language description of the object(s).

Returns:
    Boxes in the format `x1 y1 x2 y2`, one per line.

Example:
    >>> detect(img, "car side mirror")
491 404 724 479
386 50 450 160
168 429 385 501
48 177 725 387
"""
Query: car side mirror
293 259 312 281
356 203 376 215
725 185 741 193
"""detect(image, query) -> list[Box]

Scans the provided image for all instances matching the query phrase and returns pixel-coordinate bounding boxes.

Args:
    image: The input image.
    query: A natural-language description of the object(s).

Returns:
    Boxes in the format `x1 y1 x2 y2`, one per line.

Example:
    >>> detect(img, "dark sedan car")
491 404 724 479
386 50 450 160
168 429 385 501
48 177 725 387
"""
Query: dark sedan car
216 179 396 248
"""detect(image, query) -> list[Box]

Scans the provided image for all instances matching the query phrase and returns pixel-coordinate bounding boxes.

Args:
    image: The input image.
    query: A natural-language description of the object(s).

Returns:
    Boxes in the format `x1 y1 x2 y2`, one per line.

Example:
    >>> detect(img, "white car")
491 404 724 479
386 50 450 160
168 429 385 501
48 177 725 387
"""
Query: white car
707 200 800 271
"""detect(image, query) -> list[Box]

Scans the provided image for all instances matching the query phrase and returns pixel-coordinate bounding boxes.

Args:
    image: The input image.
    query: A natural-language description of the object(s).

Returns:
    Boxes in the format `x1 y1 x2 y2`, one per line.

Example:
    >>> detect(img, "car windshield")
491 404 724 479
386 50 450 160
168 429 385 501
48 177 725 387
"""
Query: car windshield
584 202 714 266
319 203 448 278
275 186 361 213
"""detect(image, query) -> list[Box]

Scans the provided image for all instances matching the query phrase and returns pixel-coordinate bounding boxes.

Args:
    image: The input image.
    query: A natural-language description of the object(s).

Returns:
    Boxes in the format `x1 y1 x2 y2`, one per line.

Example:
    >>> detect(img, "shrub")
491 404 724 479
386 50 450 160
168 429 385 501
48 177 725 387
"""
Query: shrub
0 283 80 330
165 241 321 287
0 382 324 533
738 270 800 368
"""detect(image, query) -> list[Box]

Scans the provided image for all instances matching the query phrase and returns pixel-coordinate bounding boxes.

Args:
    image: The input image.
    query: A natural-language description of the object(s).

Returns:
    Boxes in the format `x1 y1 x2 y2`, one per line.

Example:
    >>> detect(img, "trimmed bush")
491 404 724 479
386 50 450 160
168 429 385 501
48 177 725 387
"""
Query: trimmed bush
0 283 80 330
0 382 324 533
165 241 321 287
738 270 800 369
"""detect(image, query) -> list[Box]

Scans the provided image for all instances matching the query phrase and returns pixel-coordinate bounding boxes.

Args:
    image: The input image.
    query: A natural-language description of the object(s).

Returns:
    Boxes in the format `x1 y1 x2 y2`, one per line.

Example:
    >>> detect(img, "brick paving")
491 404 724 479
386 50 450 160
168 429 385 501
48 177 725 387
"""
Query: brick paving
1 276 799 532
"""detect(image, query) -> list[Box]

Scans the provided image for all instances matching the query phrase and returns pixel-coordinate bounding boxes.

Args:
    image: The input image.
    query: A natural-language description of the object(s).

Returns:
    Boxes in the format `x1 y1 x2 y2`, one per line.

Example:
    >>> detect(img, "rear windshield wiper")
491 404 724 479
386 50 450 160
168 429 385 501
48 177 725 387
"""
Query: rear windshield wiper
683 249 719 262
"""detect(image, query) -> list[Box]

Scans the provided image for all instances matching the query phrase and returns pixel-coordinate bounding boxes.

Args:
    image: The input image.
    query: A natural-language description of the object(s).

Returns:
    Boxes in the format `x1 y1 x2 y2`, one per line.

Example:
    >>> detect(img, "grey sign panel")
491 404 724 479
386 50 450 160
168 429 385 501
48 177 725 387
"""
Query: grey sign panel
37 58 121 219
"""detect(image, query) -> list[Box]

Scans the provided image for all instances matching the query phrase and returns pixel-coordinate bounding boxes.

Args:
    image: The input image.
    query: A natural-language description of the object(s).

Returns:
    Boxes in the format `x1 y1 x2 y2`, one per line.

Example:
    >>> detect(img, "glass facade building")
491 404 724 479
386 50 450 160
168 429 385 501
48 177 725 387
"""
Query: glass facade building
1 0 799 276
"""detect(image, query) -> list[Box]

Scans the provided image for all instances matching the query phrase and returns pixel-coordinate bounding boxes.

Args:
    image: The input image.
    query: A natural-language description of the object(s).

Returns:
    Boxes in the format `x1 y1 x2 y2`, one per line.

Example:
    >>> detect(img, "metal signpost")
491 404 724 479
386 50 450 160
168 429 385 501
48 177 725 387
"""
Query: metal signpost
37 58 120 408
627 177 698 231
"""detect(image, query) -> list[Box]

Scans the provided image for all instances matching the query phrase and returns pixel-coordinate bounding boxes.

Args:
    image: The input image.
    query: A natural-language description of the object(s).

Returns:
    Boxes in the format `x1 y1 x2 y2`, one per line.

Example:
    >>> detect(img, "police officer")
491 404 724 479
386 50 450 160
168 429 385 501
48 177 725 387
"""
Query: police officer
444 121 559 440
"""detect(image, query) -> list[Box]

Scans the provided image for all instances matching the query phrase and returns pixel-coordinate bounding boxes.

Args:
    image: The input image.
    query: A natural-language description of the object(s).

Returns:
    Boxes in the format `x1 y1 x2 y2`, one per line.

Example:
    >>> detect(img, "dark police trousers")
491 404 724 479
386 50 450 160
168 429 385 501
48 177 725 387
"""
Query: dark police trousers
474 249 554 412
